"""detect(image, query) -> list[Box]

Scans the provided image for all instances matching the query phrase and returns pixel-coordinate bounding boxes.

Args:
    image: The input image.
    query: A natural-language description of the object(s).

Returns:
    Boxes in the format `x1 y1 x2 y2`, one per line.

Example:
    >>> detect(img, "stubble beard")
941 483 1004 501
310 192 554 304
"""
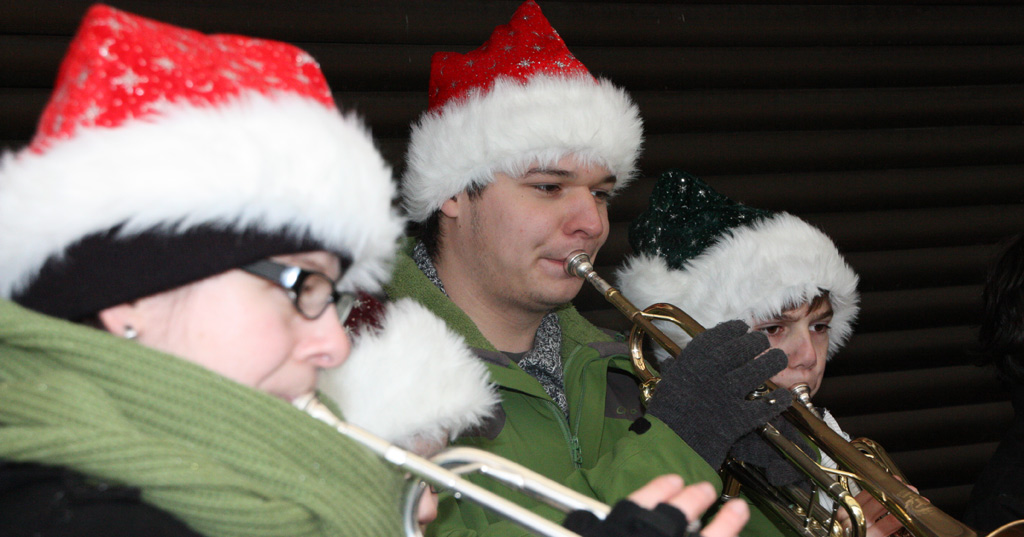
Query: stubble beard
466 199 584 315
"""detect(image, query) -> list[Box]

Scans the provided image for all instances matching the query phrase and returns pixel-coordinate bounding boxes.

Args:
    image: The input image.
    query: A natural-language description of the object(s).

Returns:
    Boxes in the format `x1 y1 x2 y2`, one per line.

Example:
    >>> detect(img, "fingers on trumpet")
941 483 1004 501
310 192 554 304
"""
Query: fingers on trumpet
566 475 749 537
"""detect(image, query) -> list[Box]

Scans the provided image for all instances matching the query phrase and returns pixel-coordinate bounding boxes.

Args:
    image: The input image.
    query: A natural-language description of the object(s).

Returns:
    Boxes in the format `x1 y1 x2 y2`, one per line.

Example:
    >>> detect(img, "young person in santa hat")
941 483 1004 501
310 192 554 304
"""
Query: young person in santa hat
0 5 754 537
388 2 793 536
617 170 911 537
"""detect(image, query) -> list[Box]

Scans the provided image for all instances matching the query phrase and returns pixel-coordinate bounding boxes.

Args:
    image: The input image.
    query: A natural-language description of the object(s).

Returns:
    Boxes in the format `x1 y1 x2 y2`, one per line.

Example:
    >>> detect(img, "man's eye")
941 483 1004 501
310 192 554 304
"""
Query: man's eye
812 323 832 333
758 325 782 336
592 190 611 202
534 184 560 193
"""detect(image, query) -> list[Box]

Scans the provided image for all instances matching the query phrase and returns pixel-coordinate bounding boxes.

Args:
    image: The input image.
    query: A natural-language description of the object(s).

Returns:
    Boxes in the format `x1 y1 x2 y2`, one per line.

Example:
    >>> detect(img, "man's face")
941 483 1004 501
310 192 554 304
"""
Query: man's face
752 298 833 396
439 156 614 314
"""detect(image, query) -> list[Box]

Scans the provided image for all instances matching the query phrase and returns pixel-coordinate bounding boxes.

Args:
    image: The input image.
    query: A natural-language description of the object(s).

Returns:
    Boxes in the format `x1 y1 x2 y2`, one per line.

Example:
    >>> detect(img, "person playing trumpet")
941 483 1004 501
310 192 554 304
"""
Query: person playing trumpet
616 170 911 537
0 6 752 537
389 2 797 536
0 4 408 535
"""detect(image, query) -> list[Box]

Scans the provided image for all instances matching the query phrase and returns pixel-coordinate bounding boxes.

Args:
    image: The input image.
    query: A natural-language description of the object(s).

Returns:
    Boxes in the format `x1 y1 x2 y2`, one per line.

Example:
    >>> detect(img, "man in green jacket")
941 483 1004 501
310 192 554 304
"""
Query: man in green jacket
389 2 797 536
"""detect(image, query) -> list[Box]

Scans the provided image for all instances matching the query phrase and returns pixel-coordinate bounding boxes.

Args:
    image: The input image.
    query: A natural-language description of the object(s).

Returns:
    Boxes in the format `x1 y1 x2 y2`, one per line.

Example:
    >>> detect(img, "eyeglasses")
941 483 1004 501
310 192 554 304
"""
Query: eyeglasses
241 259 357 323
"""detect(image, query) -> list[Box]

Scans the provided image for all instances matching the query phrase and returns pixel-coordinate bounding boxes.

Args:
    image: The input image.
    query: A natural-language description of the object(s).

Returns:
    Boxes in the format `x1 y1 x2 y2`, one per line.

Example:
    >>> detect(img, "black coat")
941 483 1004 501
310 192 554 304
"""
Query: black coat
963 388 1024 533
0 460 203 537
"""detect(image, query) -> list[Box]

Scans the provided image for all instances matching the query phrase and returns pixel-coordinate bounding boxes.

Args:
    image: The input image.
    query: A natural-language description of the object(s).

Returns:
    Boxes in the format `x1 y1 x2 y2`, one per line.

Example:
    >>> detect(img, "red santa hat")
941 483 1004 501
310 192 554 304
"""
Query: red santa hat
401 0 643 222
0 4 403 320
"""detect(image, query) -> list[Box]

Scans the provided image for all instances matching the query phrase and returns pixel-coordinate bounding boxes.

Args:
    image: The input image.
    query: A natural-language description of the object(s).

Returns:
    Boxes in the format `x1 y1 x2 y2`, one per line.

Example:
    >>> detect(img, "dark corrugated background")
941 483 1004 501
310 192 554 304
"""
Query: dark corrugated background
3 0 1023 521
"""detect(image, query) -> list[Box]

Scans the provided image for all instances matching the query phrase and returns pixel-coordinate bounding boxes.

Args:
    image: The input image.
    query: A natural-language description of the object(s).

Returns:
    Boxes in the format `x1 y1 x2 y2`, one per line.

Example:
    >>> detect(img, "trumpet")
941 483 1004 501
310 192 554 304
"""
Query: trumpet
564 250 1024 537
291 392 609 537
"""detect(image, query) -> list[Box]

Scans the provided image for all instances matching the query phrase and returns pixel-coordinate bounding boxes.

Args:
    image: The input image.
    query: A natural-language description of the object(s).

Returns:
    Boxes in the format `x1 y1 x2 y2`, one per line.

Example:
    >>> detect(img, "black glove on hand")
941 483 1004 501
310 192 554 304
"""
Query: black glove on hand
729 416 815 487
646 320 792 470
563 500 694 537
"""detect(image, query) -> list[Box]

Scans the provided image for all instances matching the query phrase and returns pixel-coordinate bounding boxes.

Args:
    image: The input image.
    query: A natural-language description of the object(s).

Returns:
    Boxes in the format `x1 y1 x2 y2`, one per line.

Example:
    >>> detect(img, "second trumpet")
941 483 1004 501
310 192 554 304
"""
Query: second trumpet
563 250 977 537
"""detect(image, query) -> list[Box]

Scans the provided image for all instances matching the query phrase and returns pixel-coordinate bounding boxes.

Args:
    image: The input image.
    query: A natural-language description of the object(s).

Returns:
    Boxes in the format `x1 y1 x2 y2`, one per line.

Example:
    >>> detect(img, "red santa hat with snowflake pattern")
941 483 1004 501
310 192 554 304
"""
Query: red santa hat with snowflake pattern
401 0 644 222
0 4 403 320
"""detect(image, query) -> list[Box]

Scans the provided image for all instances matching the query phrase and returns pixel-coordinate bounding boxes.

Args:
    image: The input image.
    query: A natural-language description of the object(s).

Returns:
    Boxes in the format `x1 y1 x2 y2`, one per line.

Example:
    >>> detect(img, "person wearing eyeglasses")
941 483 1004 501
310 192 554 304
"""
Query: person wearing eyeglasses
0 4 406 536
0 6 755 537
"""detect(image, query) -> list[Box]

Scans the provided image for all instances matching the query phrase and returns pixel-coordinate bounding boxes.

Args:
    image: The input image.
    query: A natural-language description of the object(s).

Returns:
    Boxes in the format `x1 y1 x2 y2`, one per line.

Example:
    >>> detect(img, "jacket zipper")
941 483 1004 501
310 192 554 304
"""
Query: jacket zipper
560 344 589 469
545 397 582 469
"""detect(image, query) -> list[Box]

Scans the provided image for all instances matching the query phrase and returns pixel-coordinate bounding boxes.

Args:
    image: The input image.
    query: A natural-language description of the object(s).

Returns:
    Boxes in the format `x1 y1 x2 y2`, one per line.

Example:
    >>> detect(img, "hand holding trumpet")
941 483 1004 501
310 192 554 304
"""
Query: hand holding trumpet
565 250 969 537
564 475 750 537
644 320 794 475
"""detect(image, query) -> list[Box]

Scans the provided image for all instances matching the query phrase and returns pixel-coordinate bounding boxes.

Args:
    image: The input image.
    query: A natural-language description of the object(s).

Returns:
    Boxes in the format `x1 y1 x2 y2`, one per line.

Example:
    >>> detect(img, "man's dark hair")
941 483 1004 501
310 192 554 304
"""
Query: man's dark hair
978 234 1024 385
414 182 487 260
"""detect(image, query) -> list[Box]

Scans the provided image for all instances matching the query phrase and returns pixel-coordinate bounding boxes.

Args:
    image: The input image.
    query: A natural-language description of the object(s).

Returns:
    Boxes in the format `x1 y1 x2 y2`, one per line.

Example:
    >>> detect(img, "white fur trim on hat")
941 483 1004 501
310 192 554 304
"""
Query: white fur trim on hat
0 92 404 298
319 298 499 451
401 75 643 222
615 213 859 362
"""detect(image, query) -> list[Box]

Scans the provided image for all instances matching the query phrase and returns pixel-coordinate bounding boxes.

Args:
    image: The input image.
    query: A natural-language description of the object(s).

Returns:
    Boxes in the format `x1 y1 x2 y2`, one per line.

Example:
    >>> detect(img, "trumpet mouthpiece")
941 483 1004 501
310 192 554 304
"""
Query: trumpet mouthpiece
564 250 593 278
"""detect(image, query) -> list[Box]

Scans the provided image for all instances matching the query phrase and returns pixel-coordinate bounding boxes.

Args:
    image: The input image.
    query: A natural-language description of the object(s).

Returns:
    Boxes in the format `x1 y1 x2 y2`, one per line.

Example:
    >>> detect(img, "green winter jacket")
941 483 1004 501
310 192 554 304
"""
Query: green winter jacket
385 240 787 537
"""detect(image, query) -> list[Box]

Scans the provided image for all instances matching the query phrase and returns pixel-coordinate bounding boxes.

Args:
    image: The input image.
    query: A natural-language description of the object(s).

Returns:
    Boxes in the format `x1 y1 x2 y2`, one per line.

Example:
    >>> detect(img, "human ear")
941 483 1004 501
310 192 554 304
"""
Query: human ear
97 302 140 336
440 193 464 218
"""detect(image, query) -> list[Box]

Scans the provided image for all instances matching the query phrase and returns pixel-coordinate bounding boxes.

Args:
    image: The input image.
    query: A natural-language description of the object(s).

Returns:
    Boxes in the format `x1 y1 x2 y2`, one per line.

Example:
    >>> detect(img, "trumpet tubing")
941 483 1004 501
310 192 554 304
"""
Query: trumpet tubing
292 393 609 537
563 250 1016 537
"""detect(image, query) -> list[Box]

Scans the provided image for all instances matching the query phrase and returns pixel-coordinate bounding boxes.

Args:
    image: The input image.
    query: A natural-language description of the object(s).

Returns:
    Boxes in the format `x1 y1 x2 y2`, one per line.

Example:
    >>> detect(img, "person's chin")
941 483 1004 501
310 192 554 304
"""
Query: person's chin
547 278 584 303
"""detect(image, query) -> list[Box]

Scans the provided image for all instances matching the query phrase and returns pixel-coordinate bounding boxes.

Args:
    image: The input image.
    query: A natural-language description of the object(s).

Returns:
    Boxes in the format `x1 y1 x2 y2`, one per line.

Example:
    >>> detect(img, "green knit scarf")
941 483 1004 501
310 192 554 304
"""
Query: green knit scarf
0 299 403 537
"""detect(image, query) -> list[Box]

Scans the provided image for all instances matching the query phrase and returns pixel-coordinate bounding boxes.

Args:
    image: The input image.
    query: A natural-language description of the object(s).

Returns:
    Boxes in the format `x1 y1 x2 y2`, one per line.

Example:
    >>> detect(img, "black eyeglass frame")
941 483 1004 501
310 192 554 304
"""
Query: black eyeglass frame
241 259 356 323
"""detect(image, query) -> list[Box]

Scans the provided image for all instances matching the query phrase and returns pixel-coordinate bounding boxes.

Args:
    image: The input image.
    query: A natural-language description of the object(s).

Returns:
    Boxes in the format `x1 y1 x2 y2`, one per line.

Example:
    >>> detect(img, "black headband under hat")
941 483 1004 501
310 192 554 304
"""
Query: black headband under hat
14 223 350 321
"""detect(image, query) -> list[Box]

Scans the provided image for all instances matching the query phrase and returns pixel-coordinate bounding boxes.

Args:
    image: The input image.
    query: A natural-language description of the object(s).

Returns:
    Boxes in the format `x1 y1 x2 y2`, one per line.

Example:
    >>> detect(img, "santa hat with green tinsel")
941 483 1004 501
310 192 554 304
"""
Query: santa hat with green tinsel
401 0 643 222
615 170 859 362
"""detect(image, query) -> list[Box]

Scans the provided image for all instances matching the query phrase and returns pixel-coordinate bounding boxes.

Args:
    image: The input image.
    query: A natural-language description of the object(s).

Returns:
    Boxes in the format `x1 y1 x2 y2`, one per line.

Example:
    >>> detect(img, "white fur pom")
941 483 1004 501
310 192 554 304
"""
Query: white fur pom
319 298 498 451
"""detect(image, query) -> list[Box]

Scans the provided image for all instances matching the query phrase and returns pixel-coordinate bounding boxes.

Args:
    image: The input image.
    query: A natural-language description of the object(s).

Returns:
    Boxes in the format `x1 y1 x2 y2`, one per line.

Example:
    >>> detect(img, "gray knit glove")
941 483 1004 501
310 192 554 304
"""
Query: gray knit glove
646 320 791 470
729 417 814 487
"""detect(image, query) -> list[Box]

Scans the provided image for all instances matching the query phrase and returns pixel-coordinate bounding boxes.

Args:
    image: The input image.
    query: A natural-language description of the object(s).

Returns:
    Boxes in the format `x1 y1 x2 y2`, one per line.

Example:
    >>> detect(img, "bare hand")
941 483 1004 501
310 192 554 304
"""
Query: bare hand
628 475 750 537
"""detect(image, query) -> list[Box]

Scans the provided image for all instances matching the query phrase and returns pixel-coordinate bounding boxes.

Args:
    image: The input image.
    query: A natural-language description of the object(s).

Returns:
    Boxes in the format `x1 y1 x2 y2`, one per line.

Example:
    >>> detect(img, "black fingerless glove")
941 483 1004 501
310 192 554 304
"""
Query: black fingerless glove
563 500 694 537
646 320 792 470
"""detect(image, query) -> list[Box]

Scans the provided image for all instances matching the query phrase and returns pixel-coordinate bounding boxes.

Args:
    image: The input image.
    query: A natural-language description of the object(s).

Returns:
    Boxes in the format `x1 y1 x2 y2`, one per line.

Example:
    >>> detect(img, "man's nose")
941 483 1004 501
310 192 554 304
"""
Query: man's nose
564 189 605 238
